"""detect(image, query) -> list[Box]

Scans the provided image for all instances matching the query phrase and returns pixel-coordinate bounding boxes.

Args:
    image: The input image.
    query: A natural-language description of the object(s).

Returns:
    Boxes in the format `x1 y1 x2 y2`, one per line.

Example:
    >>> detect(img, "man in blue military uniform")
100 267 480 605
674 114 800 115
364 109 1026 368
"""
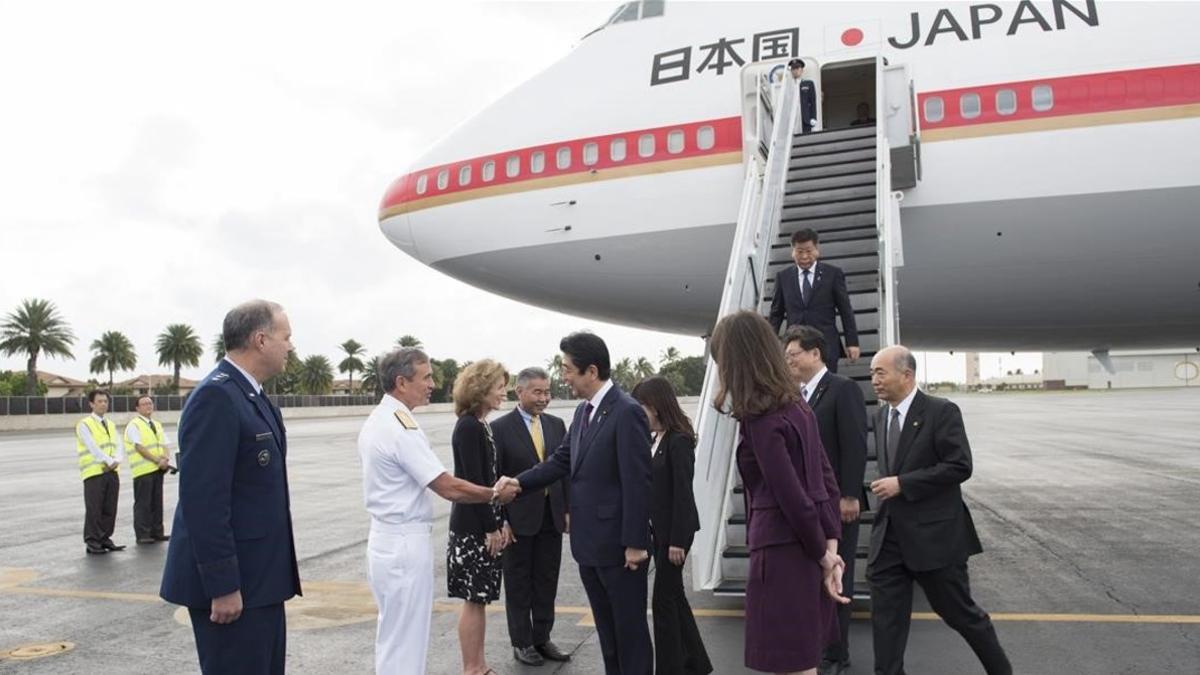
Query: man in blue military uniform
160 299 301 675
790 58 819 133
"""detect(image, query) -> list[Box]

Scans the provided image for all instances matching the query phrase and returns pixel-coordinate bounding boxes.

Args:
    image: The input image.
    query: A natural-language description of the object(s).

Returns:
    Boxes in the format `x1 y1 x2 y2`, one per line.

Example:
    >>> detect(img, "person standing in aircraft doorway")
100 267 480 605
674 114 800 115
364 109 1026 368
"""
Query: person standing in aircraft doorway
790 58 818 133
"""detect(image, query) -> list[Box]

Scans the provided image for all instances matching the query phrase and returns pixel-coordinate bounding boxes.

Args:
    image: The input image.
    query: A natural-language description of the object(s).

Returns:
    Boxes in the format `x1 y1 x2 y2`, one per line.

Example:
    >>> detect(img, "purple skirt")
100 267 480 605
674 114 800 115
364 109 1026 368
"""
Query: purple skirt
744 542 839 672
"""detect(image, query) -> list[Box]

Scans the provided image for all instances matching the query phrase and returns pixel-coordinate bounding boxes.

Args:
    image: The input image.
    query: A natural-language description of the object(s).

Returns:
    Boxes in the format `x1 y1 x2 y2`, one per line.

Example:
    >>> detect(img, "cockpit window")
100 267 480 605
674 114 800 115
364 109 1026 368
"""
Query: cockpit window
585 1 666 39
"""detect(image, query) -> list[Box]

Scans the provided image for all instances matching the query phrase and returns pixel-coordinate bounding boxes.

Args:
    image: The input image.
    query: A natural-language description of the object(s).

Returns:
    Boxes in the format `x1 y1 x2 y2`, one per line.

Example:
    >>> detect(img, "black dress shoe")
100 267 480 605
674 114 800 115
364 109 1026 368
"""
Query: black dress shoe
102 541 126 551
817 658 842 675
85 545 108 555
513 646 544 666
136 538 156 545
154 535 171 542
535 641 571 662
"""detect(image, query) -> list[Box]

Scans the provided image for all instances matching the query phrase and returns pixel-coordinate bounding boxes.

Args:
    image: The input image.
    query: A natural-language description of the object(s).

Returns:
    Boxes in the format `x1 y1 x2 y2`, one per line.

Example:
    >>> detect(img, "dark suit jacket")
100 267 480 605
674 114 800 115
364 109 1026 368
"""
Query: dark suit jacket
650 431 700 551
449 415 501 535
517 384 652 568
798 78 818 132
768 261 859 359
493 408 569 536
806 372 868 505
868 391 984 572
160 360 301 609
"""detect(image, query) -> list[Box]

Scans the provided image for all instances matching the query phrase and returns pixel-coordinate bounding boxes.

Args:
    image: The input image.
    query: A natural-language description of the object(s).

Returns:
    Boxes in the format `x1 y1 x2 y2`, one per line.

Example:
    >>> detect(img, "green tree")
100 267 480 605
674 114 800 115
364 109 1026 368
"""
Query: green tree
634 357 656 381
265 350 303 395
359 356 380 396
0 371 47 396
659 355 706 396
89 330 137 390
612 357 636 391
212 334 226 362
0 299 76 395
338 339 366 393
430 358 459 403
547 353 569 399
298 355 334 395
155 323 203 394
660 346 681 368
396 335 423 349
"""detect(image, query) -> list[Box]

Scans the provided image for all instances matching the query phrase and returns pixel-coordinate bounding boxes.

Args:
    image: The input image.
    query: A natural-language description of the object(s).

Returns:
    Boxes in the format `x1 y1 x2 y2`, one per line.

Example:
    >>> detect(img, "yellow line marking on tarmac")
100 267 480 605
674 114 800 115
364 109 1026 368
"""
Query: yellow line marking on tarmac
4 570 1200 626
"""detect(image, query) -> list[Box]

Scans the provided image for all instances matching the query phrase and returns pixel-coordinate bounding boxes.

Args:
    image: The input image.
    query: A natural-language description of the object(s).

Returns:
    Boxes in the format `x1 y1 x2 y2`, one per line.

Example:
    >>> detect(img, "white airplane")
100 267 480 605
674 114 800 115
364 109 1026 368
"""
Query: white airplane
378 1 1200 352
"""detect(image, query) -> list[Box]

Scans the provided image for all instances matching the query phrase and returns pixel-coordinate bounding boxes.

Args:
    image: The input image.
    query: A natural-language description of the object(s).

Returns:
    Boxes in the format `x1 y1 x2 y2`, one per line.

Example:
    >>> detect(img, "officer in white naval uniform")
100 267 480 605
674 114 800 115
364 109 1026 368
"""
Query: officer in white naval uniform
357 347 520 674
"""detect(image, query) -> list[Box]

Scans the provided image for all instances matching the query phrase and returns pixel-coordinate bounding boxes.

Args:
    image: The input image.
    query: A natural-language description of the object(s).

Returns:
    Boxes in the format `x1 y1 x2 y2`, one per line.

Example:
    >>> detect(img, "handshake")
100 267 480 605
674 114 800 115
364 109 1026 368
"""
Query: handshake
491 476 522 505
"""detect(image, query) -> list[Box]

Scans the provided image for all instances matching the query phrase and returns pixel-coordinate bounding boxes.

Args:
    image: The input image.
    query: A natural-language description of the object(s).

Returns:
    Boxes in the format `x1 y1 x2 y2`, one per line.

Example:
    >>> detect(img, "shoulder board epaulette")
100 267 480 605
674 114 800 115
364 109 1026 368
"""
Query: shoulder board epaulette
394 410 418 430
212 372 229 382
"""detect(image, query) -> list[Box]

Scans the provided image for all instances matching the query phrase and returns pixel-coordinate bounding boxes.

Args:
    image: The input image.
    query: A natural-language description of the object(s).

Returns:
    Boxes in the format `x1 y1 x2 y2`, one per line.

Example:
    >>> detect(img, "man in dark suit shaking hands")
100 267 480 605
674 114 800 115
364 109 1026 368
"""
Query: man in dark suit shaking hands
769 228 860 373
867 346 1011 675
784 326 867 675
160 300 302 675
492 367 572 666
502 332 654 674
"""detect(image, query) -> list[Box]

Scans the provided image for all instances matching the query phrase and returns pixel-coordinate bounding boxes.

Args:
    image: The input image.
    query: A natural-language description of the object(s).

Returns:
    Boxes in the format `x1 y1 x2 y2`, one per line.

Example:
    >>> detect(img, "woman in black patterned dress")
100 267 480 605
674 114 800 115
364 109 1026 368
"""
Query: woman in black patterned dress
448 359 511 675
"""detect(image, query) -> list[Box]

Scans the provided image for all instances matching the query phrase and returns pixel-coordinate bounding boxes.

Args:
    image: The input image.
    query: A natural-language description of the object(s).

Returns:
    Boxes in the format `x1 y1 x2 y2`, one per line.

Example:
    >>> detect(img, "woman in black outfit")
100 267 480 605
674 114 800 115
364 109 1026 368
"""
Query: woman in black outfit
632 376 713 675
449 359 511 675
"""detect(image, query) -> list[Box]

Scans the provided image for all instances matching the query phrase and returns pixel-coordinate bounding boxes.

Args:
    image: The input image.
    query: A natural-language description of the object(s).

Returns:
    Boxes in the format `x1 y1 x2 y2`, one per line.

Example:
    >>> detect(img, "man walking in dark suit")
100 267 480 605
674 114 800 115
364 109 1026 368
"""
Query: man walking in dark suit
493 366 572 666
867 346 1011 675
784 326 867 675
160 300 302 675
503 332 654 674
769 228 861 373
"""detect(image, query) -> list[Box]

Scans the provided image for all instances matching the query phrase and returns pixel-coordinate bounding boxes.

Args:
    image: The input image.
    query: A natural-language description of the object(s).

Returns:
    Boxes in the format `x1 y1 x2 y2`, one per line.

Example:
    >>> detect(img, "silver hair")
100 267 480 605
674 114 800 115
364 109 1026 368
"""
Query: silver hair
380 348 430 392
223 300 284 352
893 347 918 374
515 367 550 387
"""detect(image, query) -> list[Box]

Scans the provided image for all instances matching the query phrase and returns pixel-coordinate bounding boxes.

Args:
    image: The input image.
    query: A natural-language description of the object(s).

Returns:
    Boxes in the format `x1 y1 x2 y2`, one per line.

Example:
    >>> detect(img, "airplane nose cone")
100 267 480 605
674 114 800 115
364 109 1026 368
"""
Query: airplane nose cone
378 175 419 259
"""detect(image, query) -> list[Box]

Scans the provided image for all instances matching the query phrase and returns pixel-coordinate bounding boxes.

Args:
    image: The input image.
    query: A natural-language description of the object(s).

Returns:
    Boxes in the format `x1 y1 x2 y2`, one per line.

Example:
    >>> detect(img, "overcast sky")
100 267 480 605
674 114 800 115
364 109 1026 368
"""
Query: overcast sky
0 0 1039 385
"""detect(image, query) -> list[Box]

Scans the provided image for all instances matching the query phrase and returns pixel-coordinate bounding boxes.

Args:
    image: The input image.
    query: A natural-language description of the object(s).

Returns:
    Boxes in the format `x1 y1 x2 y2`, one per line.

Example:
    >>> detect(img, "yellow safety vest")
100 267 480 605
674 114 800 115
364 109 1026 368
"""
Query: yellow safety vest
75 416 118 481
125 416 167 479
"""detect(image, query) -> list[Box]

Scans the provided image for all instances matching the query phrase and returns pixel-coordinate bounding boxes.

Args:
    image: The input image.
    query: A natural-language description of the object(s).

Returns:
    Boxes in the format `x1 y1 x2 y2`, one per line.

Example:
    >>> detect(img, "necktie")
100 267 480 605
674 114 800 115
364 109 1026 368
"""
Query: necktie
530 415 545 461
801 268 813 304
885 408 901 475
579 402 595 438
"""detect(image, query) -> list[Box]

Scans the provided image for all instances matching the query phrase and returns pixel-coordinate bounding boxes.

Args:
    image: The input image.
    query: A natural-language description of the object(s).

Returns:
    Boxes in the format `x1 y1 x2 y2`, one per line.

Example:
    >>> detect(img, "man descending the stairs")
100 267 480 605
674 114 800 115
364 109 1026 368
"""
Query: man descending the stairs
768 228 861 372
784 326 868 675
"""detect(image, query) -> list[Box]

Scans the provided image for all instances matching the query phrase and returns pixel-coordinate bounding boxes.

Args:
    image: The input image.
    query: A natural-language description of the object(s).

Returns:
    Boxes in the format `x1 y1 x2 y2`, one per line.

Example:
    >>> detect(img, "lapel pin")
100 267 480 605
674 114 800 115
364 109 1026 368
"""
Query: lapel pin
913 420 920 428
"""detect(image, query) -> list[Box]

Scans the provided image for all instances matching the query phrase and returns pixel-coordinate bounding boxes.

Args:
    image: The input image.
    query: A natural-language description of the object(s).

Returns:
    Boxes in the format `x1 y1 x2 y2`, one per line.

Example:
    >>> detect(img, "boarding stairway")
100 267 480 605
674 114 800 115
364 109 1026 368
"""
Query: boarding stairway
691 58 919 603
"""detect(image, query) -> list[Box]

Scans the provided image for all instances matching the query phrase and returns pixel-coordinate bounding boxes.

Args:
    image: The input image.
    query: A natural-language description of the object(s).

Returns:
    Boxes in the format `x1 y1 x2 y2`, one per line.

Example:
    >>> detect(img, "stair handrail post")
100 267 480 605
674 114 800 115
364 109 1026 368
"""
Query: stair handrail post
877 126 901 348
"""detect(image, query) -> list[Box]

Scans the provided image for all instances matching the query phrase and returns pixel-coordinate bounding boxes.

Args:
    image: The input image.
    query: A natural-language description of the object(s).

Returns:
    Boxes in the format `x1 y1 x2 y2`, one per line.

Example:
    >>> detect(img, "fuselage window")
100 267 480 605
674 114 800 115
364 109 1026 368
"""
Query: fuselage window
638 133 655 158
642 0 665 18
531 151 545 174
696 126 715 150
610 138 627 162
960 93 981 119
1032 85 1054 112
437 169 449 190
923 96 944 123
583 142 599 165
556 147 571 170
614 2 639 23
482 160 495 182
996 89 1017 116
458 165 471 186
506 156 520 178
415 174 428 195
667 129 685 154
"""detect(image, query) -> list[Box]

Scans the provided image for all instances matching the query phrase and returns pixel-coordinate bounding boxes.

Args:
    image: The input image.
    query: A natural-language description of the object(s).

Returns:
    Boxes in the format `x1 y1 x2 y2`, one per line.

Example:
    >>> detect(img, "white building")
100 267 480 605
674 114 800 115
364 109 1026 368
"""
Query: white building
1042 351 1200 389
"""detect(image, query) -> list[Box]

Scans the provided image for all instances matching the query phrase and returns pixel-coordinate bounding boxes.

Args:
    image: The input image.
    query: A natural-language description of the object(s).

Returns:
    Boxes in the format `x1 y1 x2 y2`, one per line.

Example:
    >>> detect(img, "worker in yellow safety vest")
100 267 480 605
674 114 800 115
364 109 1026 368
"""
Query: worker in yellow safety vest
76 390 126 555
125 395 174 544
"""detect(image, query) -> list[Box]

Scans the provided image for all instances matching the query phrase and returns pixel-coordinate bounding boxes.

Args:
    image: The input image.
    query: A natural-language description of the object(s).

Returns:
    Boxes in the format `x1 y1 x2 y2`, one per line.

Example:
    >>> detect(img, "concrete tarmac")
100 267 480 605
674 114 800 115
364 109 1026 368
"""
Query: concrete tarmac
1 388 1198 673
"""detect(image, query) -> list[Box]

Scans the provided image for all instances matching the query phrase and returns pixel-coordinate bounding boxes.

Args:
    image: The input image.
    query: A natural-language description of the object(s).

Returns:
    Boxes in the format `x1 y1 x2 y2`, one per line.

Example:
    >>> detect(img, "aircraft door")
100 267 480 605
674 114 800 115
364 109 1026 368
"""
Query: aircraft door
881 61 920 189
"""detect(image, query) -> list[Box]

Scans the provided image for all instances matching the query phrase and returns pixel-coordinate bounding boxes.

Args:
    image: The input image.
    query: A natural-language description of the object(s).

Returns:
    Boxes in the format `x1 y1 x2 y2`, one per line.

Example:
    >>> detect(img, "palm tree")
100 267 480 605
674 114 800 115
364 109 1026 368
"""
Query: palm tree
360 356 380 396
612 357 635 391
660 346 681 367
89 331 137 390
634 357 656 380
298 355 334 395
396 335 423 349
547 354 563 380
211 334 226 362
338 339 366 393
0 298 76 395
155 324 203 394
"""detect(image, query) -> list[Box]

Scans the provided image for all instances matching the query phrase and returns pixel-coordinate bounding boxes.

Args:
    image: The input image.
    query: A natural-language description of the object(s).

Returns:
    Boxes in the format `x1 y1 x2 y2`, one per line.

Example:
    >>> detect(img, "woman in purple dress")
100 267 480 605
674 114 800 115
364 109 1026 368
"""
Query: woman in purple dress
709 310 850 674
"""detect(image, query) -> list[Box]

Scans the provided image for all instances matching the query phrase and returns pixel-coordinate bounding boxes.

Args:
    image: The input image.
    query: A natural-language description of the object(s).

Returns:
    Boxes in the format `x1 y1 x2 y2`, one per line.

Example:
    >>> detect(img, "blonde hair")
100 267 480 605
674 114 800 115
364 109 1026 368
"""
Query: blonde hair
452 359 510 417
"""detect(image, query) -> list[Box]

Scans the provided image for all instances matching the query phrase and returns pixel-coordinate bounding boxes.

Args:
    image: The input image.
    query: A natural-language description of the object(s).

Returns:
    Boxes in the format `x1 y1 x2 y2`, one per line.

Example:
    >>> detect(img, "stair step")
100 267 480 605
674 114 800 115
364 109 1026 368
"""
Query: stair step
782 198 875 220
768 253 878 276
783 184 877 207
786 172 876 193
789 147 875 169
769 235 876 259
793 124 876 144
789 160 876 182
781 211 876 232
792 136 875 156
